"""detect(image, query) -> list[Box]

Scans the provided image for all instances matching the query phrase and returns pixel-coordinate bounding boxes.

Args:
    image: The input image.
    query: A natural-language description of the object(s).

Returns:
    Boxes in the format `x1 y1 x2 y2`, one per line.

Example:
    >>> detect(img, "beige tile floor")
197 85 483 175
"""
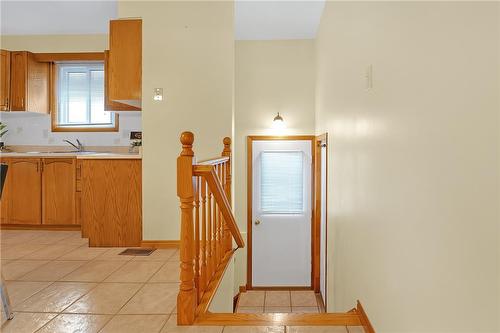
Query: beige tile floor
0 230 363 333
236 290 321 314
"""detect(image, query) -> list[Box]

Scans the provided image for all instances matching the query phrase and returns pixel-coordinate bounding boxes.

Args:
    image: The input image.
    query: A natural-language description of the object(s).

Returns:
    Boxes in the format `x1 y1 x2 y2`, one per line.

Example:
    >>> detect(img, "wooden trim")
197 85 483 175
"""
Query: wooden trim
239 285 247 293
193 165 244 248
357 301 376 333
195 312 361 326
34 52 104 62
50 62 120 133
247 135 316 141
0 224 81 231
313 133 328 299
246 136 253 289
141 240 180 249
246 135 316 290
316 293 326 313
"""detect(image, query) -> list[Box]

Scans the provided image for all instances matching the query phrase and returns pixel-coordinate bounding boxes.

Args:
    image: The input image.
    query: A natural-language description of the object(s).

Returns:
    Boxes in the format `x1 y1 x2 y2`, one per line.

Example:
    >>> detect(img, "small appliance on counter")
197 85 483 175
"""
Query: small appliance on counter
129 131 142 153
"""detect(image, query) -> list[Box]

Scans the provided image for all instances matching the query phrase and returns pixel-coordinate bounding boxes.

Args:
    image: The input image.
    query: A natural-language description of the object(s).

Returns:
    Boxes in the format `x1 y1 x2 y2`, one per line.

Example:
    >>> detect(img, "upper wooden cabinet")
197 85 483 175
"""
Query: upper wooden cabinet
104 50 140 111
0 50 11 111
108 19 142 109
9 51 49 113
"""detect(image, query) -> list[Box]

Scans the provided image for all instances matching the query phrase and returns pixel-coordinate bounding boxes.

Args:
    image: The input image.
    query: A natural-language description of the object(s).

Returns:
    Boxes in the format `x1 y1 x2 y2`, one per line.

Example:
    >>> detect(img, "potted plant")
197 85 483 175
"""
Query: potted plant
0 122 7 151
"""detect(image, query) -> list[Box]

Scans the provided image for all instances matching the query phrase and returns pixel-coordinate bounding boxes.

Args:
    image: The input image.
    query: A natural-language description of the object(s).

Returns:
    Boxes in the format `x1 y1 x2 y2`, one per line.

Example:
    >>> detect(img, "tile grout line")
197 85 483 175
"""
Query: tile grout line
55 258 128 283
156 313 173 333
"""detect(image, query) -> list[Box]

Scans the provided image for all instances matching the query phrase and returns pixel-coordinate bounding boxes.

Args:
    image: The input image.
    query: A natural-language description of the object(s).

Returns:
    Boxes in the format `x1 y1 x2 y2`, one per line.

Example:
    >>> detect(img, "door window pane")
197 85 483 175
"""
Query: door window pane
260 151 304 213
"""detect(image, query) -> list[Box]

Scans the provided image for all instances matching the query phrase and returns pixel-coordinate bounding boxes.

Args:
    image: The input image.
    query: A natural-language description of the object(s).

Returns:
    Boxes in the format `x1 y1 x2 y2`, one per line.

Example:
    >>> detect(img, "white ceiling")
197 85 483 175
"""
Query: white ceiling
1 0 325 40
1 1 117 35
235 1 325 40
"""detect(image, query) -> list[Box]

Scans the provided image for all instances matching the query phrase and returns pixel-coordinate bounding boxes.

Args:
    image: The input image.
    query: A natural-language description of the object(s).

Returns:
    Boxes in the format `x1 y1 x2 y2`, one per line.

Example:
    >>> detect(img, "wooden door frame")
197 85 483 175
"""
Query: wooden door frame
246 135 317 290
314 133 328 307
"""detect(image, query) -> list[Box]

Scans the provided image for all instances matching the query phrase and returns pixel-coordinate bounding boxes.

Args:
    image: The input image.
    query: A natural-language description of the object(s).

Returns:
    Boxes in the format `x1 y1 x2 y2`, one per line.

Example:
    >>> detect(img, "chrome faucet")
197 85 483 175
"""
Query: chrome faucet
63 139 84 152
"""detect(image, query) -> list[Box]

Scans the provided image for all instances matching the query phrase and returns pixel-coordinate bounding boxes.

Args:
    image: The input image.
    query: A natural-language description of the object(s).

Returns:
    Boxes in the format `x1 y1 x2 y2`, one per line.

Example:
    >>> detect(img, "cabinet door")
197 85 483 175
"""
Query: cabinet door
9 51 28 111
9 158 41 224
0 50 10 111
42 158 76 225
104 50 140 111
27 53 49 114
0 158 11 223
82 159 142 246
108 19 142 107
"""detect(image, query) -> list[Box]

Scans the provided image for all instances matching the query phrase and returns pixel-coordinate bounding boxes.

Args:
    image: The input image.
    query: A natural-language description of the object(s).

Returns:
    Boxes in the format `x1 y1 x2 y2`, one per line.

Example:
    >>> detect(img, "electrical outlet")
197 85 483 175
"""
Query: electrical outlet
16 126 23 134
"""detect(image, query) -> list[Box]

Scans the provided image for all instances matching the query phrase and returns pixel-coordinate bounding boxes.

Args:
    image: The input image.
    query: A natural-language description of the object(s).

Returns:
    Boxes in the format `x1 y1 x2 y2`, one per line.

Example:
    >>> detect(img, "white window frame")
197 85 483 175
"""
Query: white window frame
52 61 118 132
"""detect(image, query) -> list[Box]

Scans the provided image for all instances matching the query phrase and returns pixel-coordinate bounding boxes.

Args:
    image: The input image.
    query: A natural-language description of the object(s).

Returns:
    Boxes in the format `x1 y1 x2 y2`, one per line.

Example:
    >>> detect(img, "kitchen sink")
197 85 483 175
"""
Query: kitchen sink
24 151 111 154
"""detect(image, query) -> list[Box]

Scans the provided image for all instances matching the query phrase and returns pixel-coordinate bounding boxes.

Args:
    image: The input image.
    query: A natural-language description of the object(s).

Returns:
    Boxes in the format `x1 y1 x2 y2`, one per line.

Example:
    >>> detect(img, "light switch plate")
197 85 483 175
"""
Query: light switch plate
153 88 163 101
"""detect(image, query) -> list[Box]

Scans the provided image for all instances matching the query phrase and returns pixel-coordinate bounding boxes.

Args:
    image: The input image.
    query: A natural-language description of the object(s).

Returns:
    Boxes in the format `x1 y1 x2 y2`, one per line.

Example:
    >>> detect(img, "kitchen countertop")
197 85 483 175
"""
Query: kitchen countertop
0 151 142 159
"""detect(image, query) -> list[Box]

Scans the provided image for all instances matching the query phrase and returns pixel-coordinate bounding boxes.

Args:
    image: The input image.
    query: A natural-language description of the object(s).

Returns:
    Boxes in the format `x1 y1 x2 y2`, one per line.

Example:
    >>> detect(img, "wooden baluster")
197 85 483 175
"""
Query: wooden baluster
207 186 213 279
222 138 232 252
212 167 219 268
177 131 196 325
194 176 200 301
200 178 207 295
217 164 223 260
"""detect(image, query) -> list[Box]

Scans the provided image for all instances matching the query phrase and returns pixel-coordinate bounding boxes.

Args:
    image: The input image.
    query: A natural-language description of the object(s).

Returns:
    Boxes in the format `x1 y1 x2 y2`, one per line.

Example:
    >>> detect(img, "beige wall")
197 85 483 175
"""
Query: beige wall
316 2 499 332
0 34 108 52
234 40 316 290
118 1 234 241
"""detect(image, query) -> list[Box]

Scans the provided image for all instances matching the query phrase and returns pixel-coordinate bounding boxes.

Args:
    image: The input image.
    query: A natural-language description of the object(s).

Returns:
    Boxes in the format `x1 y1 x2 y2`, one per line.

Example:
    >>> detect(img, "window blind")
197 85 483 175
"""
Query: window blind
260 151 304 214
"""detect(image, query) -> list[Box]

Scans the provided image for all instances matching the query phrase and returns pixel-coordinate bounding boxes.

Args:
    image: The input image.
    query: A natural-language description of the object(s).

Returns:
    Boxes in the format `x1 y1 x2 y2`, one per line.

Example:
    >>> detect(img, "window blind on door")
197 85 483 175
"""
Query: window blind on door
260 151 304 214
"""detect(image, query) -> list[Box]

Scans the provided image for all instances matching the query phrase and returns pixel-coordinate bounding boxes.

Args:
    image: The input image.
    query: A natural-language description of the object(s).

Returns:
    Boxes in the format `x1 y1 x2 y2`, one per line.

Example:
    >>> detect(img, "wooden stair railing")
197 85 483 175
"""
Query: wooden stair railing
177 131 245 325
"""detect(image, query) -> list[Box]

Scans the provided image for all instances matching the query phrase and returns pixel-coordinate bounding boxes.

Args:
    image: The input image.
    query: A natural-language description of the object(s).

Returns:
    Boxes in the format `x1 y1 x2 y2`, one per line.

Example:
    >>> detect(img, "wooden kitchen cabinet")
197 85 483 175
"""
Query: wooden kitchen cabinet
81 159 142 246
7 158 42 224
9 51 49 113
108 19 142 109
42 158 76 225
104 50 140 111
0 50 10 111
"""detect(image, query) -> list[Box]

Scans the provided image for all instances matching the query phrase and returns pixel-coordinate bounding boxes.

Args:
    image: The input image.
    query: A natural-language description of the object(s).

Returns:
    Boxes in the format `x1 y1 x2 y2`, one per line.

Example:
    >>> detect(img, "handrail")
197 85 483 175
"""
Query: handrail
194 165 244 248
197 156 230 166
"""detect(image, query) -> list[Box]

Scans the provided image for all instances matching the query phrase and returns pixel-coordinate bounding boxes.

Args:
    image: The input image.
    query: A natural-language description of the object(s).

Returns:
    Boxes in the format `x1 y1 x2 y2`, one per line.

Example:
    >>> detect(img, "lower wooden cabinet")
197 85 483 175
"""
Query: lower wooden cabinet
42 158 76 225
81 159 142 246
0 157 142 246
0 157 76 226
6 158 42 224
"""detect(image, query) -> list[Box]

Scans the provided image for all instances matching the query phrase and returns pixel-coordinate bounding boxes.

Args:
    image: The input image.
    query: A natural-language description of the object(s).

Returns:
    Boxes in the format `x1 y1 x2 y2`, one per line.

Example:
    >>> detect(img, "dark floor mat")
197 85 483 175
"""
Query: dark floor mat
119 248 156 256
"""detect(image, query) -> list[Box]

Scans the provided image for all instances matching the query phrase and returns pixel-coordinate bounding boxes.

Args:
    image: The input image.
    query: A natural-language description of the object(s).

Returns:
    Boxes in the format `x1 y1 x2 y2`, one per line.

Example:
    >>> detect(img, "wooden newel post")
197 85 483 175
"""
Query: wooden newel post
222 137 232 253
177 131 197 325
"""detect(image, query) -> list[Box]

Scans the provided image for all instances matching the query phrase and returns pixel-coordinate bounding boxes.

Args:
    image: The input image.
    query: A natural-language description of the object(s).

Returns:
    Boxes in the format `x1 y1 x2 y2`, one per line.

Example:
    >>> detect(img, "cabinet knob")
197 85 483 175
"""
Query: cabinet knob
254 220 261 225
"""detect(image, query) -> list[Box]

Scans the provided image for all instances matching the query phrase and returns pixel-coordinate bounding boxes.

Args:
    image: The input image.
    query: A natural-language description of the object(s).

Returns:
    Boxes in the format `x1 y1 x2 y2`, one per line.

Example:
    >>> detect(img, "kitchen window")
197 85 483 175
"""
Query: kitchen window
52 62 118 132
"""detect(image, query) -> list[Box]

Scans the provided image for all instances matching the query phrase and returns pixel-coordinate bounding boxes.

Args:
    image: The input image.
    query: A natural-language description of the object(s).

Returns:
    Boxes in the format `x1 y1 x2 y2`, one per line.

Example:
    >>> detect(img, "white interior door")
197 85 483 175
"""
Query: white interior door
252 140 312 287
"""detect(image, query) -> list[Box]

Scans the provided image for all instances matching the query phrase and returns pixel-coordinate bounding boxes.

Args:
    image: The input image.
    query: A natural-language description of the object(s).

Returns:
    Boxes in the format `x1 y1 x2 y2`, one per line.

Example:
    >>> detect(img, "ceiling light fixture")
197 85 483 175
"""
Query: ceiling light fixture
272 112 285 130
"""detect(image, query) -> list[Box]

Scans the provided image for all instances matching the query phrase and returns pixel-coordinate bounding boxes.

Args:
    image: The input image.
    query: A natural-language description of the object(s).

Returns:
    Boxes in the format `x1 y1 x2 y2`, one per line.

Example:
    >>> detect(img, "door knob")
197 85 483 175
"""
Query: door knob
254 220 261 225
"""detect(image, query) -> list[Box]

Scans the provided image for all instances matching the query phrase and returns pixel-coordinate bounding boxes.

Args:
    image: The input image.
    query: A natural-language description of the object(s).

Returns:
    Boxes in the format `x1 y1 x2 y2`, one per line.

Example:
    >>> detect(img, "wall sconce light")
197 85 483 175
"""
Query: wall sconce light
272 112 285 130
